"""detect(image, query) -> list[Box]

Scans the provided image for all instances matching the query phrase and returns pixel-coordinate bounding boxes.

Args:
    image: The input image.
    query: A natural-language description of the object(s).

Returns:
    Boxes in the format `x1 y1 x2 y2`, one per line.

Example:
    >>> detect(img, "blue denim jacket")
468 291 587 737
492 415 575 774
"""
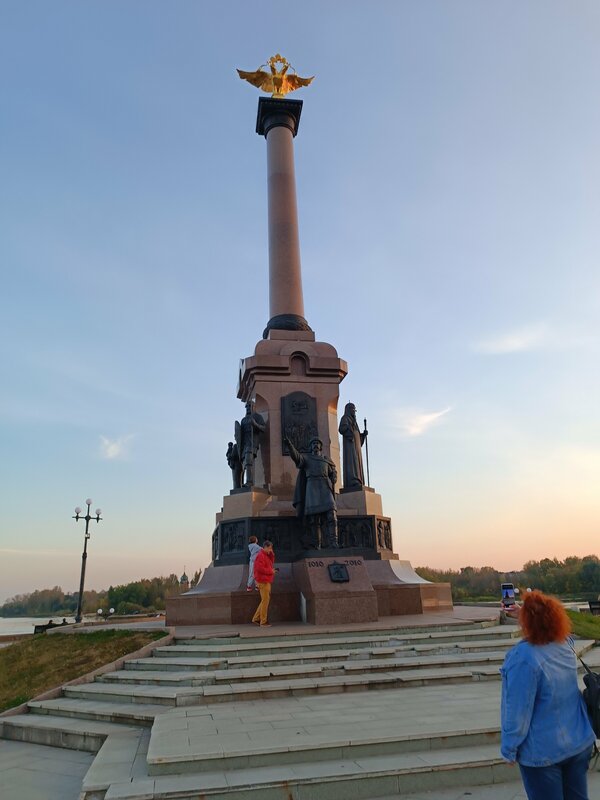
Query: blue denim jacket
500 639 595 766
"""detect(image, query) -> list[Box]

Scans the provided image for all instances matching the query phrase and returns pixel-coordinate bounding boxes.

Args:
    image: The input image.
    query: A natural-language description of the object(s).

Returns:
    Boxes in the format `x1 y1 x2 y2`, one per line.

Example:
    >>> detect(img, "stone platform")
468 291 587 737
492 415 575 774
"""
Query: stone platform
166 558 452 626
2 610 598 799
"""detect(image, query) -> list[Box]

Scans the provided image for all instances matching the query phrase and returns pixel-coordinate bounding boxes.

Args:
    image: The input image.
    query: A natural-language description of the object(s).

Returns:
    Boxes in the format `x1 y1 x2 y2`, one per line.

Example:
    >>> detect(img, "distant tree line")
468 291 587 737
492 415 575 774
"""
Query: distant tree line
106 574 196 614
5 558 597 614
416 555 600 601
0 586 106 617
0 570 201 617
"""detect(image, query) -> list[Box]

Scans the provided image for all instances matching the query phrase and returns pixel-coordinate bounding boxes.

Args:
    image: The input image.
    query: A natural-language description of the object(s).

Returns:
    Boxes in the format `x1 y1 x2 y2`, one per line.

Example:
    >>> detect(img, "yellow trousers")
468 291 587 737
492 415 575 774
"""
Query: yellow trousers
252 582 271 625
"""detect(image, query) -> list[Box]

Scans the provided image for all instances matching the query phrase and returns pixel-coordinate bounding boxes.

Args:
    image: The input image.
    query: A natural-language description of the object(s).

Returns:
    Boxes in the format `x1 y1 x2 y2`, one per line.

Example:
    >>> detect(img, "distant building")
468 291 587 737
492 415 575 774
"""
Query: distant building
179 569 189 593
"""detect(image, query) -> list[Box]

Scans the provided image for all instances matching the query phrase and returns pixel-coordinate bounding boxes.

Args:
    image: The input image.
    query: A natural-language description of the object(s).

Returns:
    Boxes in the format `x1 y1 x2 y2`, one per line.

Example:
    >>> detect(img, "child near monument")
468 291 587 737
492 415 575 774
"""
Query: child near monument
246 535 261 591
251 541 275 627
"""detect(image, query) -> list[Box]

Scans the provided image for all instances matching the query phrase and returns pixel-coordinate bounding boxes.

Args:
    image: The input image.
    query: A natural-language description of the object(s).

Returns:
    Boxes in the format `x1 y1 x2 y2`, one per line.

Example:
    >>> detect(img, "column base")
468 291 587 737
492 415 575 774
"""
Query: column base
262 313 312 339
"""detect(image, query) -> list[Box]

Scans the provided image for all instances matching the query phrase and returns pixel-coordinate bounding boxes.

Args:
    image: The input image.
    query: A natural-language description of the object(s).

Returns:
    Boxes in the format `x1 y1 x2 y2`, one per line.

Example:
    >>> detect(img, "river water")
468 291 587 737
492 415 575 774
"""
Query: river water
0 616 95 635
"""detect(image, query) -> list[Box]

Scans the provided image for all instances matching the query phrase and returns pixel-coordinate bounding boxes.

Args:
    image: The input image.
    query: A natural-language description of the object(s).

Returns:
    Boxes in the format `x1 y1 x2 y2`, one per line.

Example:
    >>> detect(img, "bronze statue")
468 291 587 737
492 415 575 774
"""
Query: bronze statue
285 435 338 549
377 519 392 550
237 54 314 98
236 401 266 488
338 403 368 490
226 441 242 490
377 519 386 549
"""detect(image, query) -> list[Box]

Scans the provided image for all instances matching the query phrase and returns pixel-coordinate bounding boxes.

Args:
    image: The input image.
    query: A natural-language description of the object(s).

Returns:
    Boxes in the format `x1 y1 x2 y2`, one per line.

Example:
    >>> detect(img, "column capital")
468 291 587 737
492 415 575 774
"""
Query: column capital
256 97 303 137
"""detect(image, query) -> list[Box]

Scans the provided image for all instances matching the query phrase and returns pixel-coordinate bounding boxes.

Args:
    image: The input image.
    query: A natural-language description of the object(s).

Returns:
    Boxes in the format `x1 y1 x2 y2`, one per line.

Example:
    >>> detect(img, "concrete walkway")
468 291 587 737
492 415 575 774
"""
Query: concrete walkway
0 740 93 800
398 769 600 799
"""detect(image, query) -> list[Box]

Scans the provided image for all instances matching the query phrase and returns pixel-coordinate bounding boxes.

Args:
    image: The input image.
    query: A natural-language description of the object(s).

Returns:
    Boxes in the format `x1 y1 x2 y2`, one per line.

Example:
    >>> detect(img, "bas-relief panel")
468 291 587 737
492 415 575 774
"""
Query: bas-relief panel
281 391 318 455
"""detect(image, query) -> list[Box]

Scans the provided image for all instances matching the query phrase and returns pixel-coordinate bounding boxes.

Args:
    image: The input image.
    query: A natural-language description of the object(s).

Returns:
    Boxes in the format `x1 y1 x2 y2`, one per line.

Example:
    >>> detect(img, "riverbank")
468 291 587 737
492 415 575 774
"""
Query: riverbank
0 614 165 636
0 616 80 636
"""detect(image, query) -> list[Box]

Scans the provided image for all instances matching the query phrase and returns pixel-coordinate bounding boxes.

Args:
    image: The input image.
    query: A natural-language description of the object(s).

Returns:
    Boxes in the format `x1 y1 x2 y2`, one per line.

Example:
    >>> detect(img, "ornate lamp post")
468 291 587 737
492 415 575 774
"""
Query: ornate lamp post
73 499 102 623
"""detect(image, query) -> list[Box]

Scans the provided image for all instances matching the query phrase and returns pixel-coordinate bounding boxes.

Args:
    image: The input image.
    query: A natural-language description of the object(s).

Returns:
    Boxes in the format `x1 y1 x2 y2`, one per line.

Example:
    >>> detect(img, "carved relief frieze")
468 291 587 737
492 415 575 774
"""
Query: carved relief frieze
281 391 318 454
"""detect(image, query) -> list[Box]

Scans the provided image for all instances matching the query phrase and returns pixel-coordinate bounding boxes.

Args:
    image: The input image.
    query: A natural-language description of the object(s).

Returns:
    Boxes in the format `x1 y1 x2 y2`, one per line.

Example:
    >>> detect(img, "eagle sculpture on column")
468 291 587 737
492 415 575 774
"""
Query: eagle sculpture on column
237 54 314 98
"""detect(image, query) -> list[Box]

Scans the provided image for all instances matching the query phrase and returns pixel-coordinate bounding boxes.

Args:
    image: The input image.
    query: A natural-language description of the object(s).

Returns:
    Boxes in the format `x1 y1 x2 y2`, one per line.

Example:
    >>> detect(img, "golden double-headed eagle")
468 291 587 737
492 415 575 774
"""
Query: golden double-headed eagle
237 54 314 99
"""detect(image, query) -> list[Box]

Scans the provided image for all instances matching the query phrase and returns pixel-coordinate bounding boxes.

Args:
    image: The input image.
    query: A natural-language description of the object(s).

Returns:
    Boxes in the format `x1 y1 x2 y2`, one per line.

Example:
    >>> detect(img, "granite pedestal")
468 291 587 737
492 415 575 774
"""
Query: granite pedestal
166 556 452 626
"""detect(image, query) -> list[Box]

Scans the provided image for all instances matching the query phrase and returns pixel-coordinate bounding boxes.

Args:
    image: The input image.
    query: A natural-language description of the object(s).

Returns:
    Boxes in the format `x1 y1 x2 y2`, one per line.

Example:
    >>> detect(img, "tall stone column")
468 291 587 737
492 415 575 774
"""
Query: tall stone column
165 72 455 627
257 98 312 338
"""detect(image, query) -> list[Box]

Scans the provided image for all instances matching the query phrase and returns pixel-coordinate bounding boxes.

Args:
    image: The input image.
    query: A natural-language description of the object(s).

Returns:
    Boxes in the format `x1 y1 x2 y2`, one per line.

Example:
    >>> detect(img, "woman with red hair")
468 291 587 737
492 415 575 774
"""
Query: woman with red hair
501 590 595 799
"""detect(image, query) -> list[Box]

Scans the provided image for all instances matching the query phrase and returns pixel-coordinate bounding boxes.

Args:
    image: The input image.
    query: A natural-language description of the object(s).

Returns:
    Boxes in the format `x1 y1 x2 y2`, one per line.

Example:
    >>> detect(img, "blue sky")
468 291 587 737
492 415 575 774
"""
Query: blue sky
1 1 599 602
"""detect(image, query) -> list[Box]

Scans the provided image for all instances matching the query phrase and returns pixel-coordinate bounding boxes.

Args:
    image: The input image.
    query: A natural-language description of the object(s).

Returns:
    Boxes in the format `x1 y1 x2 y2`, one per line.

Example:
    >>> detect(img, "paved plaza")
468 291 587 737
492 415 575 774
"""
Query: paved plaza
0 739 93 800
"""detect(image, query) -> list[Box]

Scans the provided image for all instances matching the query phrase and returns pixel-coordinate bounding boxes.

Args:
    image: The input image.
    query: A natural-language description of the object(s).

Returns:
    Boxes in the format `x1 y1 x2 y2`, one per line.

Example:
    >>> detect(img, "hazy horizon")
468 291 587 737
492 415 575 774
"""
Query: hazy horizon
1 554 596 606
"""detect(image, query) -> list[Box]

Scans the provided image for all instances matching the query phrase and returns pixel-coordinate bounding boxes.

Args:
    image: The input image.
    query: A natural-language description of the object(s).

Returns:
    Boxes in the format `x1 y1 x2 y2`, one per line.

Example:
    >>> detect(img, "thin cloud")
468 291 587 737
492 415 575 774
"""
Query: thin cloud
99 434 133 460
392 407 452 437
472 324 550 354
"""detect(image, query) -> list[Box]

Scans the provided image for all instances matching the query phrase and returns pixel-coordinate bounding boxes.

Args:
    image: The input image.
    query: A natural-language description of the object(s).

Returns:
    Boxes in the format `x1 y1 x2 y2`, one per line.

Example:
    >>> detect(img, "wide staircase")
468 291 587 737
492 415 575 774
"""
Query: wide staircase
0 620 595 799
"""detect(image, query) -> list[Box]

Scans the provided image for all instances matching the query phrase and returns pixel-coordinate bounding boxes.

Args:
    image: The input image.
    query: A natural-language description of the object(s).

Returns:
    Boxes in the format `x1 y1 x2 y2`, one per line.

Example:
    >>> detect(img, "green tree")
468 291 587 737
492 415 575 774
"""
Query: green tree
579 558 600 593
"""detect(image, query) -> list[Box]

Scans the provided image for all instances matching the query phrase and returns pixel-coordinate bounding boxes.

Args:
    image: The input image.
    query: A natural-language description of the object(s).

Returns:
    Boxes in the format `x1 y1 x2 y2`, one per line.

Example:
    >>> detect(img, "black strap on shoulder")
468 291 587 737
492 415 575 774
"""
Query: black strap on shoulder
568 639 600 767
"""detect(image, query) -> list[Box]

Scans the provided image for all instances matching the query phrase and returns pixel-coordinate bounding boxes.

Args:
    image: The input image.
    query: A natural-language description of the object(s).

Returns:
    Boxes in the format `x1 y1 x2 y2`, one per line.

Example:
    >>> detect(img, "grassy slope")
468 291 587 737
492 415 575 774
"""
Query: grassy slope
568 609 600 641
0 629 164 712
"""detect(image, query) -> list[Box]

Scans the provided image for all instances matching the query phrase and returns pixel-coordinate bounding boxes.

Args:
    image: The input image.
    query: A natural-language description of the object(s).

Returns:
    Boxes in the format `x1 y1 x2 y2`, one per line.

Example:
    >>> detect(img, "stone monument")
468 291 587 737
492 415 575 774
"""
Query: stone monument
167 55 452 625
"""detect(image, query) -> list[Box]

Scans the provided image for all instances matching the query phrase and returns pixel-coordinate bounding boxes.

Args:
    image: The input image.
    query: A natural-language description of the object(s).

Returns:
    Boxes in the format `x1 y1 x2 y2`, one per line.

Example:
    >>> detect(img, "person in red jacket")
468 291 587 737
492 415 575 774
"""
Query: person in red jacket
251 541 275 627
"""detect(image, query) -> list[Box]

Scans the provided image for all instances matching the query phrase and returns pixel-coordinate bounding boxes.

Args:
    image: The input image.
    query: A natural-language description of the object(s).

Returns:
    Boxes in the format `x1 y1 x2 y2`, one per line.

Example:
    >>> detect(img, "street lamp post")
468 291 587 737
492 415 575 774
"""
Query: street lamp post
73 499 102 623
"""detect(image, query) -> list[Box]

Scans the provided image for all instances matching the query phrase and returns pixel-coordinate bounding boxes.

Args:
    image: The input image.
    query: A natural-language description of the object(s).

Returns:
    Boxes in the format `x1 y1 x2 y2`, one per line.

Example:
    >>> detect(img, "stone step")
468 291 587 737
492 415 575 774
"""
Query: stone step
148 714 501 775
171 620 497 648
128 655 228 670
101 669 213 686
213 651 507 682
28 697 170 726
134 679 504 783
97 742 512 800
156 627 519 658
63 682 204 706
83 729 148 796
0 713 139 752
13 635 592 762
126 636 520 672
440 637 519 653
576 639 597 659
29 664 501 714
58 663 503 708
197 637 521 664
370 774 600 800
196 667 498 704
100 650 510 687
126 656 228 671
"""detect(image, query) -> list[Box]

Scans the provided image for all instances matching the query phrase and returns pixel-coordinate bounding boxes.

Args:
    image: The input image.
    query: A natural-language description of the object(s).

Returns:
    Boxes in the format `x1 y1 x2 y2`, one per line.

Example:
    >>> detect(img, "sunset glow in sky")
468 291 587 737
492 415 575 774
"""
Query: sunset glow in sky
1 1 600 602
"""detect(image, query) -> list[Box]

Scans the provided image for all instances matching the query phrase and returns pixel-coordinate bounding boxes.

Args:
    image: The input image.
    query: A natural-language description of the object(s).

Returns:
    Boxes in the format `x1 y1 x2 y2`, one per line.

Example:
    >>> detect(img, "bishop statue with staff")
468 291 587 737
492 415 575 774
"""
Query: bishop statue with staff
338 403 368 490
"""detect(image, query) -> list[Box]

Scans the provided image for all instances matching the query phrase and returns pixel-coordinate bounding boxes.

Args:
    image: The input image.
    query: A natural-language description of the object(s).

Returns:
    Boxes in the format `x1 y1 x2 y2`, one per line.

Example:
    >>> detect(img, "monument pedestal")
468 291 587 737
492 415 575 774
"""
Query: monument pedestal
170 323 452 626
292 556 378 625
166 556 452 625
166 563 301 625
365 560 453 615
337 487 383 516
